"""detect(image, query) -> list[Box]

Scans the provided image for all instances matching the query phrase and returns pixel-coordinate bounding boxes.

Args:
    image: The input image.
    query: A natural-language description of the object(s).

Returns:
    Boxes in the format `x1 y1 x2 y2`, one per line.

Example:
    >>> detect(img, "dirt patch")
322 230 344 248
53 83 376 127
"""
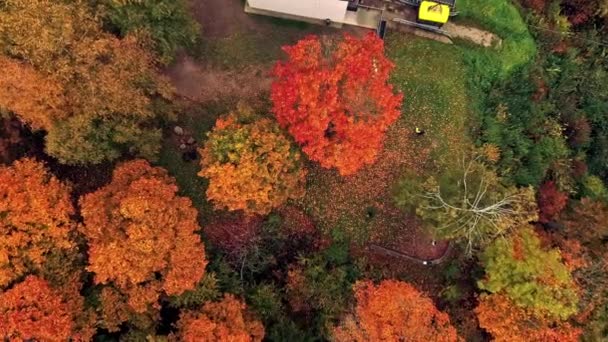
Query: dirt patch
165 54 272 102
189 0 260 38
444 22 501 47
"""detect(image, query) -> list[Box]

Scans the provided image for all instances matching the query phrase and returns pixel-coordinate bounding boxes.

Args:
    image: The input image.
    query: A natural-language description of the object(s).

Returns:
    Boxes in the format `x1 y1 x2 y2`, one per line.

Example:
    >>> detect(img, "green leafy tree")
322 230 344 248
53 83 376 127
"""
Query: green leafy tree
478 226 579 321
102 0 199 64
394 154 538 252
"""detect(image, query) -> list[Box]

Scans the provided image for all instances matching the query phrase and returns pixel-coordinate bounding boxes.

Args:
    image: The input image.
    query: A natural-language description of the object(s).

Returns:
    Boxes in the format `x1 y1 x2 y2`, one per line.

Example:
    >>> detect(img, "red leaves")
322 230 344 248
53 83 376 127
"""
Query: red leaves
333 280 458 341
538 181 568 223
271 33 403 175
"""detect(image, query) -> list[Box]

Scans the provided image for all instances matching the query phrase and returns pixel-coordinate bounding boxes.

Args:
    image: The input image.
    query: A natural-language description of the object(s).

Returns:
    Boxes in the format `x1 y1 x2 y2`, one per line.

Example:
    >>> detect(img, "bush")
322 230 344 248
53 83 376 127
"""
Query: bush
580 175 608 201
103 0 199 64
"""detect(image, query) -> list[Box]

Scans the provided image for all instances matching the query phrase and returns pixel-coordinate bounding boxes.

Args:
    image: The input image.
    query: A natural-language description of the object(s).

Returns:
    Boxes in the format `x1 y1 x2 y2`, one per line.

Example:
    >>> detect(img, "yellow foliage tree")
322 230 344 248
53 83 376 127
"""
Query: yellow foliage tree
199 106 306 215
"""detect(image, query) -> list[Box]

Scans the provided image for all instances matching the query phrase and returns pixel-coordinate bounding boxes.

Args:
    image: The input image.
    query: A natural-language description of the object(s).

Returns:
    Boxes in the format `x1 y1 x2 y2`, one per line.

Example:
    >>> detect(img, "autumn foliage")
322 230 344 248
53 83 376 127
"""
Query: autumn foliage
0 56 66 129
174 294 265 342
204 214 264 262
0 158 75 288
563 197 608 247
199 107 306 215
478 226 579 320
0 0 172 164
538 181 568 223
476 293 582 342
271 33 403 175
333 280 458 341
0 276 87 341
79 160 207 321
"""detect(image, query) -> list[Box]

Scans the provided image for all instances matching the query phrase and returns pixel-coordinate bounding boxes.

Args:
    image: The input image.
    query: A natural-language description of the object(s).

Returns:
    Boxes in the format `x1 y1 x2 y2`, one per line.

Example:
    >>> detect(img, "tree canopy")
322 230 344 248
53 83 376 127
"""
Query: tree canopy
271 33 403 175
0 158 75 288
174 294 265 342
0 0 172 164
199 106 306 215
79 159 207 328
332 280 458 341
394 154 538 252
478 226 579 320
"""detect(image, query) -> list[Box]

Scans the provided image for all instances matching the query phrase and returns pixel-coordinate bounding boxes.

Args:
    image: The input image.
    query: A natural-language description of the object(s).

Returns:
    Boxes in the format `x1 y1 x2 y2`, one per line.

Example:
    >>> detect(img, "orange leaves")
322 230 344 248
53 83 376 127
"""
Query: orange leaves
271 33 403 175
475 294 582 342
0 57 66 129
0 276 77 341
0 158 75 288
175 294 265 342
79 160 207 321
199 107 306 215
333 280 458 342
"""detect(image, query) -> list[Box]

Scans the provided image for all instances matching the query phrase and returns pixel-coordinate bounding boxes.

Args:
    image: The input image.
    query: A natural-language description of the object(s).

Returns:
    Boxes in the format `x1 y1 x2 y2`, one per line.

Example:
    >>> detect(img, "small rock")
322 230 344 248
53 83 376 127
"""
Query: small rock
186 137 196 145
173 126 184 136
179 143 187 150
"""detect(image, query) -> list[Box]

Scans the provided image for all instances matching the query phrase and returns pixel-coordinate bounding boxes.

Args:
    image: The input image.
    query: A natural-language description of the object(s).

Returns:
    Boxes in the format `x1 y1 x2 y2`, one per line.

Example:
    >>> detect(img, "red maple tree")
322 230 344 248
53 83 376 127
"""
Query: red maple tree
0 158 75 288
271 33 403 175
538 181 568 223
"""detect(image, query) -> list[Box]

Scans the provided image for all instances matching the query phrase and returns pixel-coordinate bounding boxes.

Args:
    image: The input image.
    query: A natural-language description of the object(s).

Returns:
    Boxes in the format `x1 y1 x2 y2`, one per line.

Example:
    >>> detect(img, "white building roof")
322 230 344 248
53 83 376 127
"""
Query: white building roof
247 0 348 22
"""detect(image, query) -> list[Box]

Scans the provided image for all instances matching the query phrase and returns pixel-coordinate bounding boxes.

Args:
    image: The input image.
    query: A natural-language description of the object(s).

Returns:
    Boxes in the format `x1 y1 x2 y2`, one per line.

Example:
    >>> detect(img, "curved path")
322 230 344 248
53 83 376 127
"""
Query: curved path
369 241 452 265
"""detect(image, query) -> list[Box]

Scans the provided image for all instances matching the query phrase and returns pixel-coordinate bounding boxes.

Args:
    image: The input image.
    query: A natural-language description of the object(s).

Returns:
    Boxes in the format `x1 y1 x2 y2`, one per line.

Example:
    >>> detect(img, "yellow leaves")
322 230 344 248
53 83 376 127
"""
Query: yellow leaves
200 112 306 216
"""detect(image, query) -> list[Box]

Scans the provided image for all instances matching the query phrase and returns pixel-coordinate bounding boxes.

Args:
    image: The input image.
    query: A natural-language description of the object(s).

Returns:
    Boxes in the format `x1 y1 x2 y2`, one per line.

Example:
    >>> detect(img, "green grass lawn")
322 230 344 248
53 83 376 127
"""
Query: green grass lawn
456 0 536 80
387 35 471 170
156 101 232 224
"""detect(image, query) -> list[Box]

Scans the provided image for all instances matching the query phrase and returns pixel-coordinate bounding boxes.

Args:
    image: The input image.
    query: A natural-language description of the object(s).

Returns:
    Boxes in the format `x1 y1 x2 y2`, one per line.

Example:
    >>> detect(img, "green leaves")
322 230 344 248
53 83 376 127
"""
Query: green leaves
478 226 579 321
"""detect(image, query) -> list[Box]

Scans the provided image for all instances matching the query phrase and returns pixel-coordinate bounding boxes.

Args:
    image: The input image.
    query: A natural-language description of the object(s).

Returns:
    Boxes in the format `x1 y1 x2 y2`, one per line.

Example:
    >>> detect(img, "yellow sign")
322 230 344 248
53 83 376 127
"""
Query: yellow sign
419 1 450 24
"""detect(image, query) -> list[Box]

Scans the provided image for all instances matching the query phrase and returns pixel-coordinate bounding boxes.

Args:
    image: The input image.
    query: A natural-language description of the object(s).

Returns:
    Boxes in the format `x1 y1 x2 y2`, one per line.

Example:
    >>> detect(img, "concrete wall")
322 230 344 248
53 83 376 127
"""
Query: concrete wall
247 0 348 23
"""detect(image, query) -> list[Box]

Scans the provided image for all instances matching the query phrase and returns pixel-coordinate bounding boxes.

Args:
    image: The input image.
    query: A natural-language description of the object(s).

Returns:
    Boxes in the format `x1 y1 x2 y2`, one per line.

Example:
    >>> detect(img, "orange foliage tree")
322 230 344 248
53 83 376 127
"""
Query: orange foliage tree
79 159 207 329
0 158 75 288
174 294 265 342
199 106 306 215
475 293 582 342
0 275 94 341
333 280 458 341
0 56 66 129
271 33 403 175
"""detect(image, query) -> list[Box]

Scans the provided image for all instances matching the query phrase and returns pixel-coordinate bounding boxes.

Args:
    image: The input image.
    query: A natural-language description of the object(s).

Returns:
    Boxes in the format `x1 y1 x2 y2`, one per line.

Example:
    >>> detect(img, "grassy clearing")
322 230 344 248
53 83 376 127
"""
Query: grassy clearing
302 35 471 242
456 0 536 81
386 35 471 169
194 21 329 70
156 101 233 223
